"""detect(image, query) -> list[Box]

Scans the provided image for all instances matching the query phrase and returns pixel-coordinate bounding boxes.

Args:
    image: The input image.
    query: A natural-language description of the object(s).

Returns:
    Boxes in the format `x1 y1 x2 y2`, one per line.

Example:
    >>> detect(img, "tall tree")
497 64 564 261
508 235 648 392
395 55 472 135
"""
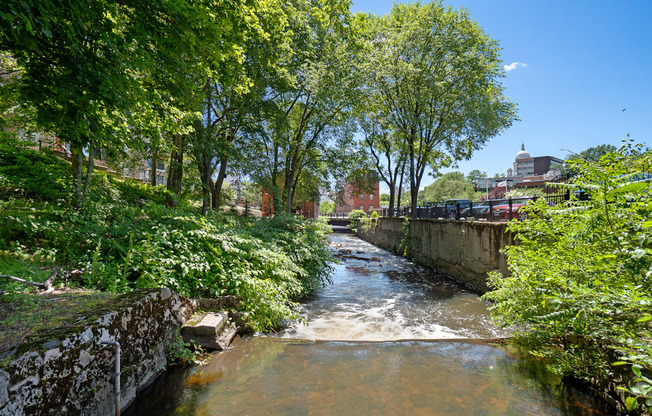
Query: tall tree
362 2 517 212
248 0 364 214
0 0 254 208
359 111 406 216
186 0 293 214
420 171 474 202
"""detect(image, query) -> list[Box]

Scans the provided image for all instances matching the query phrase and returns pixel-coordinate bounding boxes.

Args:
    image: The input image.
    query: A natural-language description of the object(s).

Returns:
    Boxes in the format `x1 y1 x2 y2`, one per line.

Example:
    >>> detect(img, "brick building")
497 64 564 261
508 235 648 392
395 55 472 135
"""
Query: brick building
335 181 380 214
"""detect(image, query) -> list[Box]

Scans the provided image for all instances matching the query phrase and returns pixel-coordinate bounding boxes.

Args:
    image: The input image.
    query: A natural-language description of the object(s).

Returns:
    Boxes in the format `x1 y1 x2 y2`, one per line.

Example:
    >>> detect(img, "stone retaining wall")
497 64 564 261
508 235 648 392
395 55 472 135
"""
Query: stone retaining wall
357 218 514 293
0 288 195 416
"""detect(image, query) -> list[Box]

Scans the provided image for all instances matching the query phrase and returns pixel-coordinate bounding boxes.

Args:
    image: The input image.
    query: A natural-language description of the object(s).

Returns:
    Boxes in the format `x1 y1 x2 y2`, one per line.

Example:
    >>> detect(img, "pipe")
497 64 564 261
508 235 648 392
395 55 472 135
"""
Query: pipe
100 340 121 416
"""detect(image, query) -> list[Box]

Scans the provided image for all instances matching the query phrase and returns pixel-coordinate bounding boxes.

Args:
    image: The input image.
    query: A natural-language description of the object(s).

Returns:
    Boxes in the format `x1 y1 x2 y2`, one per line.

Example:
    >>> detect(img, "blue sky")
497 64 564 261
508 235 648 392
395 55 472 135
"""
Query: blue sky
351 0 652 188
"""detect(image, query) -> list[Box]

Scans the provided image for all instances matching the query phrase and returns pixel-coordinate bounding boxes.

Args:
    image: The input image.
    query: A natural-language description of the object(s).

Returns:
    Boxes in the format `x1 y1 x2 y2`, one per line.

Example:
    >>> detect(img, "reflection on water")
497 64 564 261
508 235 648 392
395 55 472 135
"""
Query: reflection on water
127 337 605 416
275 234 510 341
125 234 606 415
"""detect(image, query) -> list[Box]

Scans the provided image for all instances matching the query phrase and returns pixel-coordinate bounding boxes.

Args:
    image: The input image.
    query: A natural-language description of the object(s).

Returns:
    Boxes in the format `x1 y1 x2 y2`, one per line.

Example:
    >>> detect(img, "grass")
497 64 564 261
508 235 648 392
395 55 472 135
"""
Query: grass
0 254 119 354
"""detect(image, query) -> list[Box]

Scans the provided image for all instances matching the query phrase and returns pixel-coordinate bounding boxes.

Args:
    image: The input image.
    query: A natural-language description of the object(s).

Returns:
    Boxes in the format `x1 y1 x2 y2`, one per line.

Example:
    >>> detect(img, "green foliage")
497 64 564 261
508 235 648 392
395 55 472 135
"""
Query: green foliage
167 332 207 366
0 144 70 201
567 144 619 162
347 209 366 232
400 216 411 257
358 210 379 233
420 172 475 203
320 201 335 214
360 2 517 211
483 141 652 411
0 147 334 332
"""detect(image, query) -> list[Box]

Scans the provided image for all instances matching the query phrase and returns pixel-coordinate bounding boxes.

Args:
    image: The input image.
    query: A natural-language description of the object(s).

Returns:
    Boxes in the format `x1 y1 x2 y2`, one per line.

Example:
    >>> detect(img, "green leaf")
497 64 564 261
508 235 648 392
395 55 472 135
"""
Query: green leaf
626 396 638 411
637 315 652 323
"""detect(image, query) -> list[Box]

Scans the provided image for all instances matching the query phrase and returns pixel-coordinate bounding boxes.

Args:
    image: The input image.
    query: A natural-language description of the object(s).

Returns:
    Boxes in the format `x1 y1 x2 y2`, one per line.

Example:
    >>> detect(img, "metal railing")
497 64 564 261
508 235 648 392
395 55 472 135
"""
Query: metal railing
375 192 570 222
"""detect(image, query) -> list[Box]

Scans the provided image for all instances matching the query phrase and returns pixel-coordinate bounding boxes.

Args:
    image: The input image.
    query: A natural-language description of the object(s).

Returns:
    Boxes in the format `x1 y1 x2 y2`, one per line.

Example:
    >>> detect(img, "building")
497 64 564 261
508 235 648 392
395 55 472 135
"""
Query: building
513 143 563 177
335 181 380 214
474 143 564 194
261 188 320 219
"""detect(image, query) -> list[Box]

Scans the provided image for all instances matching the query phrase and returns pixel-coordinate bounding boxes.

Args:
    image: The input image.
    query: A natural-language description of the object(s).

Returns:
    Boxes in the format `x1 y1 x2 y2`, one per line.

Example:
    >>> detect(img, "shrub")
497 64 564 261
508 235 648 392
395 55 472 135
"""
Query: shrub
0 146 335 332
0 145 70 202
484 141 652 411
347 209 366 232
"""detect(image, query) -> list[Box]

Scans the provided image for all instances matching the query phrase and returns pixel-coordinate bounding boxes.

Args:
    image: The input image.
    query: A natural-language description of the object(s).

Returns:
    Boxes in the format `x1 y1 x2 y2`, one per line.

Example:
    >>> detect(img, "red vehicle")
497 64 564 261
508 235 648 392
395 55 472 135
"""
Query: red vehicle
491 197 537 220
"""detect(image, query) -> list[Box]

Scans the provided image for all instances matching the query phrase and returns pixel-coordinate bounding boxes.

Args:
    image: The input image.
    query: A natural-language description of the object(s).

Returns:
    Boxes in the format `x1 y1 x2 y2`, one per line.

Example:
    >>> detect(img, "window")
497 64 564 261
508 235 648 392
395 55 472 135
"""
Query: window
360 194 364 200
360 205 364 211
370 205 374 211
370 194 374 200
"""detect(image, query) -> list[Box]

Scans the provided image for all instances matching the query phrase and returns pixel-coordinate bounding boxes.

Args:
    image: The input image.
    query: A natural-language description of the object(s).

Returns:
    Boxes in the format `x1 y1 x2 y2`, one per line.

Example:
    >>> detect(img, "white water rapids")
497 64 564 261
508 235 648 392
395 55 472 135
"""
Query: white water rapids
273 233 511 341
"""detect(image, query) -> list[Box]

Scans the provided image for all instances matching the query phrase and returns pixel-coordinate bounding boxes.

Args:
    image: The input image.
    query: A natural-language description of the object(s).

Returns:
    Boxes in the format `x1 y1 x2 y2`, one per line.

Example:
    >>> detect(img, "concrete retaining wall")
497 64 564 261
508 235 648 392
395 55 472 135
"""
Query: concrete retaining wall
0 288 195 416
357 218 514 293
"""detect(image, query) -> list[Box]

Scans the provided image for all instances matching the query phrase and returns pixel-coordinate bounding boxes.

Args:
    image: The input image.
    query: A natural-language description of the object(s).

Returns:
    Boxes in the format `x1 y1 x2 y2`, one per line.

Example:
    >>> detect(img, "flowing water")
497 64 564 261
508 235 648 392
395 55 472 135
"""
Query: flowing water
126 233 606 415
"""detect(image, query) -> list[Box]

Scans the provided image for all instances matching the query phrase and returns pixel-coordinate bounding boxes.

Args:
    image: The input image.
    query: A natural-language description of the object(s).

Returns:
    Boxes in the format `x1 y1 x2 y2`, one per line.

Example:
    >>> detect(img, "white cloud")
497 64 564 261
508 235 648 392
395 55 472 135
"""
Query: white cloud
503 62 527 72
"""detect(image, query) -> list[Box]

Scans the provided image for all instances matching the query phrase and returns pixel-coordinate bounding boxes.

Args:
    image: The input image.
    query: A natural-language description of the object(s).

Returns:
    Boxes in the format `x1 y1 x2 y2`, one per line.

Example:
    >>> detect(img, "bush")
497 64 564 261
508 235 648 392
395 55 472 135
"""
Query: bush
0 144 70 202
347 209 366 232
0 146 335 332
483 142 652 412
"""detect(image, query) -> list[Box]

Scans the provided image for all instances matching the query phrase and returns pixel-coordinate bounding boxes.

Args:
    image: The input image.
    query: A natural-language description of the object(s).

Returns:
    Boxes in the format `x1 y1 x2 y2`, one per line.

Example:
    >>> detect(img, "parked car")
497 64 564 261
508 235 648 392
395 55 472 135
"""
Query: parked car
461 199 507 220
491 197 537 220
432 199 472 219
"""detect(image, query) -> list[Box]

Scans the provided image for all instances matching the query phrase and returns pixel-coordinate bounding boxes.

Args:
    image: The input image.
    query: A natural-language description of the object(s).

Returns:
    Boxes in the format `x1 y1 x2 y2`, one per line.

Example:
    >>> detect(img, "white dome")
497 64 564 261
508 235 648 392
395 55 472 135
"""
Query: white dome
515 143 530 160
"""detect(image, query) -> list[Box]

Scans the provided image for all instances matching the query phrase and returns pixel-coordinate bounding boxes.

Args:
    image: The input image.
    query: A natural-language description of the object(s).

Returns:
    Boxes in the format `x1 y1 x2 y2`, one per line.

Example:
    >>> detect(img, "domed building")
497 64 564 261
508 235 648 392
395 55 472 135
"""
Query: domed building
513 143 561 177
513 143 534 176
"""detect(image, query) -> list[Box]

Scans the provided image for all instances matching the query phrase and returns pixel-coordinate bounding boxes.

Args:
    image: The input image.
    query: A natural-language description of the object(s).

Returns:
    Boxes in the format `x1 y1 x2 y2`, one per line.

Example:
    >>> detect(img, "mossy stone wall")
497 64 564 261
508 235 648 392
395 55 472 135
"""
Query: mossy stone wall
0 288 195 416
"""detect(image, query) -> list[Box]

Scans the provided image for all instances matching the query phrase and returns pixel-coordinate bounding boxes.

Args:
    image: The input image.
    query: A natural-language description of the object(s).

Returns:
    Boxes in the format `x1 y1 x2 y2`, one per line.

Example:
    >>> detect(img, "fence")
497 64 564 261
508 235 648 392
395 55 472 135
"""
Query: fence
323 175 571 222
381 191 569 222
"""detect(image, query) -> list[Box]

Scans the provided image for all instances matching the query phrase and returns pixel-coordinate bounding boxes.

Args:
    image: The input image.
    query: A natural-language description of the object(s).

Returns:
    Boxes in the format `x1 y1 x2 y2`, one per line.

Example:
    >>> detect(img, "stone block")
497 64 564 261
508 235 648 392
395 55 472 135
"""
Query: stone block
181 311 235 350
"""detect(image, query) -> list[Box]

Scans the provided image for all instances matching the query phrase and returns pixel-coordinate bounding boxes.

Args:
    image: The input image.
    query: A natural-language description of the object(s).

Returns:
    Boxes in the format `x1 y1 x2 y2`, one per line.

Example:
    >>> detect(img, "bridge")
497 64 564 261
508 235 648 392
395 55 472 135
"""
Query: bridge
324 213 349 227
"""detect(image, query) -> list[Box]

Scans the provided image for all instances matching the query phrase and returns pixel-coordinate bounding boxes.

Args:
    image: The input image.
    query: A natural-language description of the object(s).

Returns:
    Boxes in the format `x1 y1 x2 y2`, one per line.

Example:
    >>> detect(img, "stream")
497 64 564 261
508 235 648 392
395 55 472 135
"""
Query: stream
126 233 606 415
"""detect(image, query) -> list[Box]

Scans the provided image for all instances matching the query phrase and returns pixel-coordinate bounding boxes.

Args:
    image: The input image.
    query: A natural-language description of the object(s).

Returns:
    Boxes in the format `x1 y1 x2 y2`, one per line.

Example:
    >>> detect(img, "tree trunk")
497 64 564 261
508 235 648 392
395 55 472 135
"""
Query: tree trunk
200 153 211 215
70 142 84 209
397 164 405 215
150 145 159 187
212 157 228 210
166 134 184 207
80 139 95 206
285 175 294 214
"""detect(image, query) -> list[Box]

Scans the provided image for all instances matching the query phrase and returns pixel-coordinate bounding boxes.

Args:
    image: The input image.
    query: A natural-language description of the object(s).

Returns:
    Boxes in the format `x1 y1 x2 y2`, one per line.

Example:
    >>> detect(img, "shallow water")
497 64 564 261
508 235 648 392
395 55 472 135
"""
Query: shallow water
126 234 606 415
273 234 510 341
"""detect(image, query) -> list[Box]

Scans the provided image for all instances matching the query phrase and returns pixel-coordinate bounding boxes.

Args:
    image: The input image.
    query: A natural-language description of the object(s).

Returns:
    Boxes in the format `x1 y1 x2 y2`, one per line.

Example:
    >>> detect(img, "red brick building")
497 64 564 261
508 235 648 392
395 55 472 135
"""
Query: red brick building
336 182 380 214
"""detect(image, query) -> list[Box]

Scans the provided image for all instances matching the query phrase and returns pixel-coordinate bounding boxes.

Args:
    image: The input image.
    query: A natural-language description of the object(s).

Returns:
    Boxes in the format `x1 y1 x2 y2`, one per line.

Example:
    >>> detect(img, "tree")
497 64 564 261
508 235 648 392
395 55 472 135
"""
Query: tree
420 171 474 202
186 0 293 214
362 2 517 213
320 200 335 214
467 169 487 182
568 144 618 162
248 0 364 214
359 108 407 216
0 0 255 208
